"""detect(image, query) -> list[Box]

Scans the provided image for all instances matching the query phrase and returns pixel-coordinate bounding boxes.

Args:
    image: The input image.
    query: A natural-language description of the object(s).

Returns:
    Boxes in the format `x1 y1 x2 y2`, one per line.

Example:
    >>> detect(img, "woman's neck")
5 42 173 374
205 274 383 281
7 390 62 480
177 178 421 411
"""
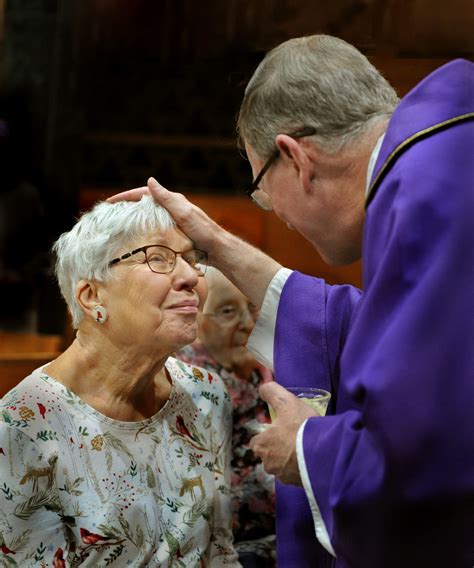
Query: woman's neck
44 337 172 421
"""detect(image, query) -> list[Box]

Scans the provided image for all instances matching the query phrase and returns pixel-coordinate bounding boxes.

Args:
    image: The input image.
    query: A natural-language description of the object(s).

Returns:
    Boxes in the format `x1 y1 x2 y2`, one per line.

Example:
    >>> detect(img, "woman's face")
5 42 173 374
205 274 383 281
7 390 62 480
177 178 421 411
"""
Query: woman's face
198 270 258 370
100 227 208 355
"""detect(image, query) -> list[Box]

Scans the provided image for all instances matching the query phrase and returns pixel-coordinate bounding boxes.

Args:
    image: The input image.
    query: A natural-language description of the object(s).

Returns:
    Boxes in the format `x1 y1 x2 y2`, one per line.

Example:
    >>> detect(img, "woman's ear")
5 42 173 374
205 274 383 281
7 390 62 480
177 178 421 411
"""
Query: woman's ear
76 279 101 315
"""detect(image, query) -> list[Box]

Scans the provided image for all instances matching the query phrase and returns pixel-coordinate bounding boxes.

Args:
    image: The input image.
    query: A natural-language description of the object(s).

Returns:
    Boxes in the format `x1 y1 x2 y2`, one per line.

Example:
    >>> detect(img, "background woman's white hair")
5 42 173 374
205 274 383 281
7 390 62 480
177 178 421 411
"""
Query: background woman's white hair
238 34 400 158
53 195 175 328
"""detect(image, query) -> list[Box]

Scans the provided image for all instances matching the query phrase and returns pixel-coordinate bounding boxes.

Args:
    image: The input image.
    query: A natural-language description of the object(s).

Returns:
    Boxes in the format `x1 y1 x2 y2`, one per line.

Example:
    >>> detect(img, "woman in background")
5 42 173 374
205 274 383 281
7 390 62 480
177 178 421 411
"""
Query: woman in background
177 267 275 568
0 196 239 567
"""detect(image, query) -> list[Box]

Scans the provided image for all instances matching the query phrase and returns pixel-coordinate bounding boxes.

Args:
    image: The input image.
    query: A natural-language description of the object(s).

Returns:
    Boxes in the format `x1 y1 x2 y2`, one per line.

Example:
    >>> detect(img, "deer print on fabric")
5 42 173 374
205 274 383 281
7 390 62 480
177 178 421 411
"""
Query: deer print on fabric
20 454 58 493
179 475 205 501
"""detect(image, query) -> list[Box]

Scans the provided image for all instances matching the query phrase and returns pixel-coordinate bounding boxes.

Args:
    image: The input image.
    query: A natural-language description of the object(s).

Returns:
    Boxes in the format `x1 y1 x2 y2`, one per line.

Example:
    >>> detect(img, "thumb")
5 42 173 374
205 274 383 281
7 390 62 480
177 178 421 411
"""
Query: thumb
259 382 294 416
147 177 170 200
147 177 187 219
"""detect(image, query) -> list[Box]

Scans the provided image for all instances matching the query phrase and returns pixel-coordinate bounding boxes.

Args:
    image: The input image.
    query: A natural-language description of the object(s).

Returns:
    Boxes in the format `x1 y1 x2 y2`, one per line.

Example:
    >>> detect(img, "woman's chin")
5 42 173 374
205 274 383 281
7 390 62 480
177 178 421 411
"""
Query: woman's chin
177 331 198 350
231 348 256 368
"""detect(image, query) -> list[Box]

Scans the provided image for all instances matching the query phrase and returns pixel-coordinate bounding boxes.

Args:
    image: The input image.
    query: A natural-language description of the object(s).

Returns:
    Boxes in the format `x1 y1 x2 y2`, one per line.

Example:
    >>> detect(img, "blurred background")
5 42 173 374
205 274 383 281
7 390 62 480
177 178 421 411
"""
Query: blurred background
0 0 472 341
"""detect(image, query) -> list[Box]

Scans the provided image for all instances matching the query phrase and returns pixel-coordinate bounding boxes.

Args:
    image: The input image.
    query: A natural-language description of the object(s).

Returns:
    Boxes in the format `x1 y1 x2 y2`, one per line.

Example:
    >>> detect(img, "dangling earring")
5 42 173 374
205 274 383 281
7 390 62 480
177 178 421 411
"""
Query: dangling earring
91 305 108 324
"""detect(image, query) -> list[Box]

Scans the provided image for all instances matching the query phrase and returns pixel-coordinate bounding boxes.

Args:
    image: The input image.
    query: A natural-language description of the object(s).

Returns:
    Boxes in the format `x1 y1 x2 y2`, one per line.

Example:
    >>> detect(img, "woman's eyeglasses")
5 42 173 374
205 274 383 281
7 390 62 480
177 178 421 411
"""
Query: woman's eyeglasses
110 244 208 276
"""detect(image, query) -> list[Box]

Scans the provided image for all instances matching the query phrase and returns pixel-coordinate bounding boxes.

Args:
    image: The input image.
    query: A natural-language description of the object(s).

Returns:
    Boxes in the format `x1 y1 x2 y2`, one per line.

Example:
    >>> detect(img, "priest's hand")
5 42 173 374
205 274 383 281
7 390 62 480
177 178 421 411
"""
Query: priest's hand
107 177 225 254
249 382 320 486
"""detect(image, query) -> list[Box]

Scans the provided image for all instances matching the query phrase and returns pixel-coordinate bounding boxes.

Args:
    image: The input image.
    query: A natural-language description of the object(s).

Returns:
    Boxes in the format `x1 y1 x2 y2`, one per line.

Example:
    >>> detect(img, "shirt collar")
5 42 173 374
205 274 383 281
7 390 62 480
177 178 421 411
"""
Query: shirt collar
365 133 385 196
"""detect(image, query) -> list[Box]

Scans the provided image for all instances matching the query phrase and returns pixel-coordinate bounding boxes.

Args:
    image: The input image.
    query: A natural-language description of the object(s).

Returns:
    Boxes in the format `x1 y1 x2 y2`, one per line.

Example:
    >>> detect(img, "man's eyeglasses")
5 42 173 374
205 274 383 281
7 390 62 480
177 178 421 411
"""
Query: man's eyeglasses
245 126 317 211
202 303 259 326
110 244 208 276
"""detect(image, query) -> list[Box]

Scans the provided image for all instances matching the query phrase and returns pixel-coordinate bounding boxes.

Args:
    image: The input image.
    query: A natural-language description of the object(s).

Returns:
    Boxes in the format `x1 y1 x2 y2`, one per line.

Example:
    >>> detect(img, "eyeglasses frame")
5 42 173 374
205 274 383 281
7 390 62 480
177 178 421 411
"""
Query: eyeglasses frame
109 244 208 275
245 126 317 207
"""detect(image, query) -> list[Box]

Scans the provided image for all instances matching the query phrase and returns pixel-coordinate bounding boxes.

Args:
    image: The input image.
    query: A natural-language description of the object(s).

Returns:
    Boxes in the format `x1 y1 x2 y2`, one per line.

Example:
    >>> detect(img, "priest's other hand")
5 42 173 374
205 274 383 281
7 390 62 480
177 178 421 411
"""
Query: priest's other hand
249 382 320 486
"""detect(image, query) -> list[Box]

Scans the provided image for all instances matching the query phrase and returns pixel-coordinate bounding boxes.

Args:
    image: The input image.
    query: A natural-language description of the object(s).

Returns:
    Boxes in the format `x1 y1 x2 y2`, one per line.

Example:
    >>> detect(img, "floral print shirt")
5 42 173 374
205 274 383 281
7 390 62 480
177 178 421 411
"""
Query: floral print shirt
0 357 240 567
176 343 275 563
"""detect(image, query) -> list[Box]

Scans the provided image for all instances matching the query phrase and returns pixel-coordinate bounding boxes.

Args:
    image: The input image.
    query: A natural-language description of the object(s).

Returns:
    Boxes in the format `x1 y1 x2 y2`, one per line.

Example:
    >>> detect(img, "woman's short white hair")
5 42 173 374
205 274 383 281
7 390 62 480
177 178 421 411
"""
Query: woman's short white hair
237 34 400 158
53 195 175 328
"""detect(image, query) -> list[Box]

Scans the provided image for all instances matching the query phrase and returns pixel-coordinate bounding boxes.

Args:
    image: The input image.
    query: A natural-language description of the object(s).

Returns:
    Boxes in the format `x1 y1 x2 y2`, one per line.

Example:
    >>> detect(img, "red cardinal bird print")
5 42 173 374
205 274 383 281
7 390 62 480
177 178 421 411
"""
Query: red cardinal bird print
52 547 66 567
80 528 112 545
37 402 47 419
0 543 15 555
0 448 5 456
176 415 197 441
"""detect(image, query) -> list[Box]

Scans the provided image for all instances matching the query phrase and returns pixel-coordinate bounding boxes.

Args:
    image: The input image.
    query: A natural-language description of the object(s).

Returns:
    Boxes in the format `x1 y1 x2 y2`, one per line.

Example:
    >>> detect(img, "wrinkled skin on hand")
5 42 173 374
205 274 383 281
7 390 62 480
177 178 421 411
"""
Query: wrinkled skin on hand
249 382 321 486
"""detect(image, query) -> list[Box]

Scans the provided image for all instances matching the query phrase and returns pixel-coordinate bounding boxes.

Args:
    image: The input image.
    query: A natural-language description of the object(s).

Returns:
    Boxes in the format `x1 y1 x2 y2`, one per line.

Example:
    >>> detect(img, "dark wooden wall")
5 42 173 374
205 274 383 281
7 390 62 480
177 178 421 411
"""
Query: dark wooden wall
0 0 472 331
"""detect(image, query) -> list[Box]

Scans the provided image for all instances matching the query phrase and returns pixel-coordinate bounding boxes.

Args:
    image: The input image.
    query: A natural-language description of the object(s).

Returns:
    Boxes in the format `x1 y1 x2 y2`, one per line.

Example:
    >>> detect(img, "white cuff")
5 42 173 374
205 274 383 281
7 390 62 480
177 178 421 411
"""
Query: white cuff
247 267 293 370
296 420 336 557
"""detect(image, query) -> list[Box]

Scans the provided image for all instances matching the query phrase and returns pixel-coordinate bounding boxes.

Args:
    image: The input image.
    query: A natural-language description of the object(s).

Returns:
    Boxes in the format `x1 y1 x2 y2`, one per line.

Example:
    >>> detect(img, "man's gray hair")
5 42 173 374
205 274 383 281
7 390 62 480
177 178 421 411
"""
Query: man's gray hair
53 195 175 328
237 34 399 158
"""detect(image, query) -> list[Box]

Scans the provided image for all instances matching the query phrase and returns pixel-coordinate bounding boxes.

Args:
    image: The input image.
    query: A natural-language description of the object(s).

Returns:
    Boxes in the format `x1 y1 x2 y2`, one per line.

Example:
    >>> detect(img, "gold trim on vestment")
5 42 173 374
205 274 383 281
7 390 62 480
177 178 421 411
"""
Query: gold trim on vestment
366 112 474 208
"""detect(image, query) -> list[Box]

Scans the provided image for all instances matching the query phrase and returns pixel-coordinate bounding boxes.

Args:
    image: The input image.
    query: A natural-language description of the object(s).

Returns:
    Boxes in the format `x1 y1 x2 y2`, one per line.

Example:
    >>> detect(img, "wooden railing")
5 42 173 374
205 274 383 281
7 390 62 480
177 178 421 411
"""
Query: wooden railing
0 332 63 397
0 352 61 398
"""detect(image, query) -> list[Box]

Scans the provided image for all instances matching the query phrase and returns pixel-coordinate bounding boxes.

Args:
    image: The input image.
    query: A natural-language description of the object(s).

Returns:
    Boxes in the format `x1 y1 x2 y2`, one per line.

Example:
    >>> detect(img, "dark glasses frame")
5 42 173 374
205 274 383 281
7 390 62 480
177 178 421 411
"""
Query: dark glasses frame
109 244 208 275
245 126 317 209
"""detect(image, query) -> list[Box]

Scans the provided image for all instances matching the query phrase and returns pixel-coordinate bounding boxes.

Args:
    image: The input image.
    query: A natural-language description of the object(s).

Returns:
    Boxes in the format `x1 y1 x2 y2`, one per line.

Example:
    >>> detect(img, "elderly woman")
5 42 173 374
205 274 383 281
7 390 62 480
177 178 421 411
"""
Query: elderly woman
0 196 240 567
176 268 275 568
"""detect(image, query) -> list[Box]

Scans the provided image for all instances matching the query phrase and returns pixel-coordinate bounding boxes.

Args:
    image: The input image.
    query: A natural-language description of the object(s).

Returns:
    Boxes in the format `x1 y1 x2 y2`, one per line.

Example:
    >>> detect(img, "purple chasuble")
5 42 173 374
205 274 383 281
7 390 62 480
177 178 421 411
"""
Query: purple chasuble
273 59 474 568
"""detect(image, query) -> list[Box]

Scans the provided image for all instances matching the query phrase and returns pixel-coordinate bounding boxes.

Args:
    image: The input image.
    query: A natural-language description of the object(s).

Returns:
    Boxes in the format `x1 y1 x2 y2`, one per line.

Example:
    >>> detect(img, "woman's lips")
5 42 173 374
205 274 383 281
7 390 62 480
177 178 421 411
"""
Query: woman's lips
167 300 199 313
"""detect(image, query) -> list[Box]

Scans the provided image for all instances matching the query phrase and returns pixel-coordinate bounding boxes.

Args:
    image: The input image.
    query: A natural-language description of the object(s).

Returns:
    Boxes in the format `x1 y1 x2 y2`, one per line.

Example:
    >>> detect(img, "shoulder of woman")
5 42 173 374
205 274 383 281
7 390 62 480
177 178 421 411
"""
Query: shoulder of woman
167 356 223 387
167 357 231 404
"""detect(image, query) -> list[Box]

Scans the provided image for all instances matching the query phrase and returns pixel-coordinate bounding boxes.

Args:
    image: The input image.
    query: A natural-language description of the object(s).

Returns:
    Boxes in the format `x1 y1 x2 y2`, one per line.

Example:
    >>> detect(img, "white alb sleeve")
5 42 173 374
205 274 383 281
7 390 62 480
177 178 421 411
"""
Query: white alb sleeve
246 267 293 370
296 420 336 557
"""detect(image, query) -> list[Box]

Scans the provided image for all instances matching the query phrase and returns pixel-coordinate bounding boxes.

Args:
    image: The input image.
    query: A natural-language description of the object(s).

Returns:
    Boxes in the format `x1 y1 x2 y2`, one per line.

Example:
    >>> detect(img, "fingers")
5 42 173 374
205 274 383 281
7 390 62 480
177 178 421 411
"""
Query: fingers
106 185 149 203
248 417 303 485
248 432 266 464
105 178 175 205
106 176 217 253
105 177 181 210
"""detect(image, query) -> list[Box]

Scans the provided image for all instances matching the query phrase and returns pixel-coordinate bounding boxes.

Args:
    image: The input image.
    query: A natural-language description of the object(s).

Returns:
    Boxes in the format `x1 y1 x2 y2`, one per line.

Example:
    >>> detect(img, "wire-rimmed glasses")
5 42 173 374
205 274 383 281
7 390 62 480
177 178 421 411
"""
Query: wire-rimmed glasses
245 126 317 210
110 244 208 276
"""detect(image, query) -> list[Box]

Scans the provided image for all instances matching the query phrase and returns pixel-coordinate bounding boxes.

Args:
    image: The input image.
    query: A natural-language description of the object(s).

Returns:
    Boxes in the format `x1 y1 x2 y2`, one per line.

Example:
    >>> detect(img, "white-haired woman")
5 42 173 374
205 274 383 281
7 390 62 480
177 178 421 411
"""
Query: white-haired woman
0 196 240 567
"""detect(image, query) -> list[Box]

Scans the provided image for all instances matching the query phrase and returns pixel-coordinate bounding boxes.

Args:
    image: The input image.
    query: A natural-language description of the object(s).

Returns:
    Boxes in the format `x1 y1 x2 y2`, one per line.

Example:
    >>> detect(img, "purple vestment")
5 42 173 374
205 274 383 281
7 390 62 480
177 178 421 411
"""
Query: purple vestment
273 60 474 567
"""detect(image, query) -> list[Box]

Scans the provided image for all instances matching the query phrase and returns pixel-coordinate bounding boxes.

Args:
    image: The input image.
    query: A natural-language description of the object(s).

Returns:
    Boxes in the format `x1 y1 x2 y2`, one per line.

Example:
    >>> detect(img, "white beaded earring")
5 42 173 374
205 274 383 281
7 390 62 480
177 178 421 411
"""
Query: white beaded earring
91 305 108 324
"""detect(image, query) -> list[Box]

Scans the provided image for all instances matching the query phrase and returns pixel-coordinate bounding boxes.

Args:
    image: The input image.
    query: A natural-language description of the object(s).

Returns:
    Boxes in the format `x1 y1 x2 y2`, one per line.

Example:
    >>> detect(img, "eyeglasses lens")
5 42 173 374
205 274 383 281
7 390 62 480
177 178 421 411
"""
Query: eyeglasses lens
146 246 174 273
250 189 273 211
146 246 208 275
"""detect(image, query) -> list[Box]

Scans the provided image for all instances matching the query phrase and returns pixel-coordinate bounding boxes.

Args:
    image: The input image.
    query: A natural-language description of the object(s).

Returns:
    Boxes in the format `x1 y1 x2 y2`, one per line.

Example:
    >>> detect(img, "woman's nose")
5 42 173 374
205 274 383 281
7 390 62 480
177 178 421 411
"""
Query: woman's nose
173 255 200 288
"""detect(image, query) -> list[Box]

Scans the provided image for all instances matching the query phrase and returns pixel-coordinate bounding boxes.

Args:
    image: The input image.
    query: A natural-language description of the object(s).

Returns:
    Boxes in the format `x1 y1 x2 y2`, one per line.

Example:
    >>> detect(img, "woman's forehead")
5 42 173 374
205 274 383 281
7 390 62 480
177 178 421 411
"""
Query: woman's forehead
128 227 193 250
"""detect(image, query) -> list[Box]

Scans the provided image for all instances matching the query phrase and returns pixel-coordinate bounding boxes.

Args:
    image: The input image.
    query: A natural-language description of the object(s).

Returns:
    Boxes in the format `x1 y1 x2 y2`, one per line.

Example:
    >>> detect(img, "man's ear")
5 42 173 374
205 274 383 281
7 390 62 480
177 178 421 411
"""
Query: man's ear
76 279 101 315
275 134 315 193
